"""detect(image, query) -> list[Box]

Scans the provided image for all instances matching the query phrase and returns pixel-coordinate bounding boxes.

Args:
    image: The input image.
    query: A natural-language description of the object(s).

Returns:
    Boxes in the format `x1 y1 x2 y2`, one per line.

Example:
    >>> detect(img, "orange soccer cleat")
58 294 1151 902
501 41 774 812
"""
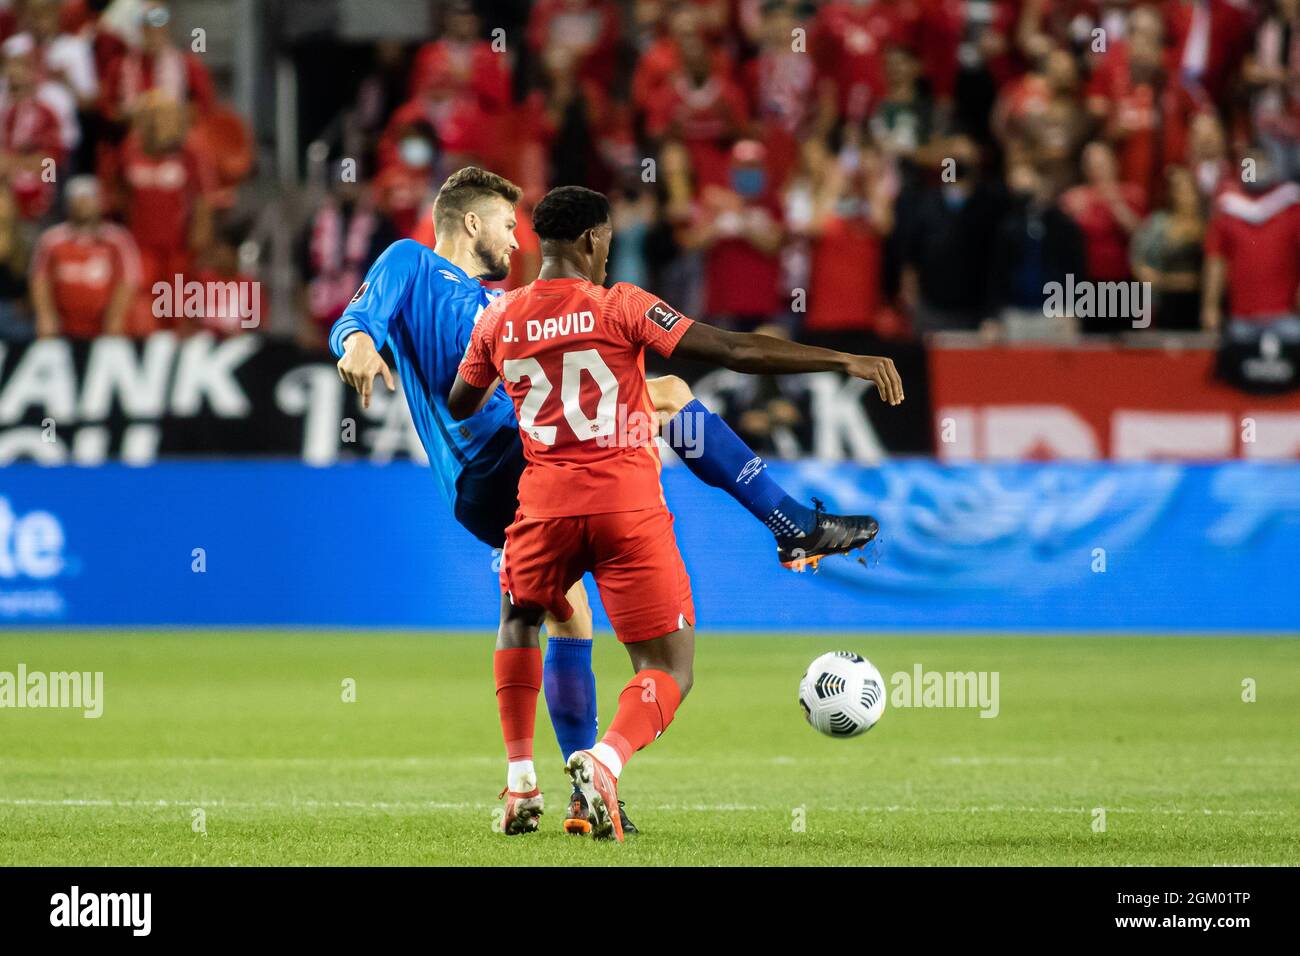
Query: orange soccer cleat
562 788 593 836
565 750 624 842
498 786 544 835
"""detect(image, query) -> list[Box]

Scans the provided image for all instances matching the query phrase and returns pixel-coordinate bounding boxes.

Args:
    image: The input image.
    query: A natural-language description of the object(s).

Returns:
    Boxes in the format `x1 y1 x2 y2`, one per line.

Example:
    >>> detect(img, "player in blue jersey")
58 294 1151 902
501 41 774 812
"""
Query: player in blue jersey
332 167 881 835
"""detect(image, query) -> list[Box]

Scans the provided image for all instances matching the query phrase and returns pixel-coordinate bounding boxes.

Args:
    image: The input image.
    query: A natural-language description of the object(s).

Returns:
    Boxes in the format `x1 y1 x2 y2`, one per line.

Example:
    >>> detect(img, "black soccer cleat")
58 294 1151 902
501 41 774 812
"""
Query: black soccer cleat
776 497 879 572
618 800 638 837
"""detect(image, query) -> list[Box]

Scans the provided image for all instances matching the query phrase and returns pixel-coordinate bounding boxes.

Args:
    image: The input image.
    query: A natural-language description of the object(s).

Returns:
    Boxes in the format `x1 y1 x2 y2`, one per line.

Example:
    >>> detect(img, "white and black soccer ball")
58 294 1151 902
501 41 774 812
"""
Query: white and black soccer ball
798 651 886 738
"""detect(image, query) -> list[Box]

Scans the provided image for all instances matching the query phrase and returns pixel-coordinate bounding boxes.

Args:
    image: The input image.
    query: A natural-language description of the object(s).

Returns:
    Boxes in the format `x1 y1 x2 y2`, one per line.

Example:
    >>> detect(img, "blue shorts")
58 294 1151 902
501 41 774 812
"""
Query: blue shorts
453 427 525 549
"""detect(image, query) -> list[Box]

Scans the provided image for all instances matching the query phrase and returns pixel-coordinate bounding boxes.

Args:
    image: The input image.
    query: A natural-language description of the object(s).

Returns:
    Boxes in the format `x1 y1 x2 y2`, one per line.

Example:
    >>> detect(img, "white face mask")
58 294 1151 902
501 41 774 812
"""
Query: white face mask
399 137 434 169
1197 160 1221 194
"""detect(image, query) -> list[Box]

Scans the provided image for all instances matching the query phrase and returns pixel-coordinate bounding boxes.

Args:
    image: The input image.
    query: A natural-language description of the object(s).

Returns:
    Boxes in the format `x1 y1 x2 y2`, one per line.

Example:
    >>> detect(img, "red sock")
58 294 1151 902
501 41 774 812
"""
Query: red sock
493 648 542 762
601 669 682 769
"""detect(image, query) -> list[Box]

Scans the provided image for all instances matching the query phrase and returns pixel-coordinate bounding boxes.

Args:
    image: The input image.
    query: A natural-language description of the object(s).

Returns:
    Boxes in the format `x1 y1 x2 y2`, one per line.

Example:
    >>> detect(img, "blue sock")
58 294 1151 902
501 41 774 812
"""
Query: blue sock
542 637 598 766
665 399 815 537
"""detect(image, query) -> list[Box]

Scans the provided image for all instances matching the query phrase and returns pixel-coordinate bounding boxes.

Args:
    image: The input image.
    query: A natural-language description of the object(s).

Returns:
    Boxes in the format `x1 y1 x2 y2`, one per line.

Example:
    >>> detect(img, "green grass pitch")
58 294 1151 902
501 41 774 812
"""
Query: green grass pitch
1 631 1297 866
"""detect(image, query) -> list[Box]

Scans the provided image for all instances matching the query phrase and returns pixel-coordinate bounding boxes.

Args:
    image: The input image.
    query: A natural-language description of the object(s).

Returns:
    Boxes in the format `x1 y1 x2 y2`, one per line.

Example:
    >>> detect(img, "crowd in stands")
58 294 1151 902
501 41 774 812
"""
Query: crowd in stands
298 0 1300 351
12 0 1300 353
0 0 252 341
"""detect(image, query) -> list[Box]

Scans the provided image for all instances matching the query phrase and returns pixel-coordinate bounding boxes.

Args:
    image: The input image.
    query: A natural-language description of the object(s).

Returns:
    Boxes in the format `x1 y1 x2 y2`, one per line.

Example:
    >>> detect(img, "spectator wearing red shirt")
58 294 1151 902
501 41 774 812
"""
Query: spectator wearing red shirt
0 35 64 220
1164 0 1254 108
1202 147 1300 343
632 5 732 120
25 0 98 112
679 139 785 327
101 1 216 122
400 2 511 174
644 31 748 190
1087 22 1173 202
30 175 140 338
743 2 817 189
811 0 918 129
0 31 80 156
910 0 965 104
111 93 213 328
372 116 438 237
409 2 510 108
526 0 621 90
1061 141 1147 298
798 137 896 335
379 46 504 180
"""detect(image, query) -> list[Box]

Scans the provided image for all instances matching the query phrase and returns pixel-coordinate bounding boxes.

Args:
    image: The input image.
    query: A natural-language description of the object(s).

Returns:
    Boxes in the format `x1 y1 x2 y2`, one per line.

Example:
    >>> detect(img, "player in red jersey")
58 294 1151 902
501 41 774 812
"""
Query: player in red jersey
449 186 903 841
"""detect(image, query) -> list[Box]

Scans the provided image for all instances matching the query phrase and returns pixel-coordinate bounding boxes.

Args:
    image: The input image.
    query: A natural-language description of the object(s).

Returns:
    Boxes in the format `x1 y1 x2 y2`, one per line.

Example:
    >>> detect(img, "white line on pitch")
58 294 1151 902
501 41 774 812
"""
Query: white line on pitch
0 798 1289 816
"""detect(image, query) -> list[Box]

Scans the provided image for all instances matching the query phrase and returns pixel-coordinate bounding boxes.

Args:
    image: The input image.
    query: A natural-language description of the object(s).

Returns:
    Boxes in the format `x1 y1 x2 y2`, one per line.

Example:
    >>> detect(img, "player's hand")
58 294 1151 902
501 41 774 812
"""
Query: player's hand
845 354 904 406
337 331 395 409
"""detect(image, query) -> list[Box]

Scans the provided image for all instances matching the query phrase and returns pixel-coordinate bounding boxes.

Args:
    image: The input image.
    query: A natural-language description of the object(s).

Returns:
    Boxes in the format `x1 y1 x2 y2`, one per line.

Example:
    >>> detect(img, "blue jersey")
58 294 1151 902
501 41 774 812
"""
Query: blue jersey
329 240 516 507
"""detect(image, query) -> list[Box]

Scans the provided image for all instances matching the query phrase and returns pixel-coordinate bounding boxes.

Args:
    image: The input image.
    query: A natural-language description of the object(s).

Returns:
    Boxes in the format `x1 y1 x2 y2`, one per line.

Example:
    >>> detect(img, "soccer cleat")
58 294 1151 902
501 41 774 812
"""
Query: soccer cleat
565 750 624 842
777 497 879 572
618 801 638 836
563 788 639 836
562 788 593 836
498 786 544 835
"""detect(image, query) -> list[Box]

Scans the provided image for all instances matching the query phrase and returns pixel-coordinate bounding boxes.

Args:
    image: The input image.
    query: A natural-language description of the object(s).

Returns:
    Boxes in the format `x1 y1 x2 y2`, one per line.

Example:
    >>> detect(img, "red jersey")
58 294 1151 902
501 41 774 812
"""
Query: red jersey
812 0 918 120
806 213 884 332
0 96 63 220
102 46 216 118
1061 183 1147 282
119 136 211 249
30 222 141 338
1205 183 1300 320
458 279 694 518
643 71 748 190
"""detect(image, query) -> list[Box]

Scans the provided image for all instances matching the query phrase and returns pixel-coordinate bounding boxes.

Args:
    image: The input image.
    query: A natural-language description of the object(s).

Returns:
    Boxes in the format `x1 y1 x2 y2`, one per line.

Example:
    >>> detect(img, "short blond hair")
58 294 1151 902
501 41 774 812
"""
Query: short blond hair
432 167 522 232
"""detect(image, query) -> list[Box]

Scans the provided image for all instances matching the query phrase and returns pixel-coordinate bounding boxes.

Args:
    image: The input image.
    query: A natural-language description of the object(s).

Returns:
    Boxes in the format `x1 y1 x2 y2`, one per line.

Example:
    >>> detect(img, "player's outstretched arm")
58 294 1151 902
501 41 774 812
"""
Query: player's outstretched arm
672 322 904 405
336 331 395 409
448 374 492 421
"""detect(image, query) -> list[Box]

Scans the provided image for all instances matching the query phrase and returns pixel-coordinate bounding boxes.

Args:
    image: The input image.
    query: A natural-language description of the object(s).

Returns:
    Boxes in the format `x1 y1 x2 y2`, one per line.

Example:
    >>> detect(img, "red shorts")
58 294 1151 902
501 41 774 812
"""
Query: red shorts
499 506 695 643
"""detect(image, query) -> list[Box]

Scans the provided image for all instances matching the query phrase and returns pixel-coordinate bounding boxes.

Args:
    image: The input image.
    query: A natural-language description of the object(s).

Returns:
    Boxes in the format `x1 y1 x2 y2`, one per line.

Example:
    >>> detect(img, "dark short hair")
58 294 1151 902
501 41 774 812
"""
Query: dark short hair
432 166 522 231
532 186 611 242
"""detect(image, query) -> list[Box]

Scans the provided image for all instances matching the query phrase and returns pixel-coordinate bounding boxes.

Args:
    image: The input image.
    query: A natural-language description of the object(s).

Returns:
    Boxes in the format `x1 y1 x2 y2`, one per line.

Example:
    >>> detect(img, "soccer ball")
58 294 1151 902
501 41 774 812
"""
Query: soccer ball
798 651 886 738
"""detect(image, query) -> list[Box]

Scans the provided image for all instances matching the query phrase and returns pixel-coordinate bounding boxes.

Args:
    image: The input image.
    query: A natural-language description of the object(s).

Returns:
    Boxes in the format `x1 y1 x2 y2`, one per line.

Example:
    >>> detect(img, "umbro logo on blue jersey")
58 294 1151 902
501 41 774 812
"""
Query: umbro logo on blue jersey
438 270 461 283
